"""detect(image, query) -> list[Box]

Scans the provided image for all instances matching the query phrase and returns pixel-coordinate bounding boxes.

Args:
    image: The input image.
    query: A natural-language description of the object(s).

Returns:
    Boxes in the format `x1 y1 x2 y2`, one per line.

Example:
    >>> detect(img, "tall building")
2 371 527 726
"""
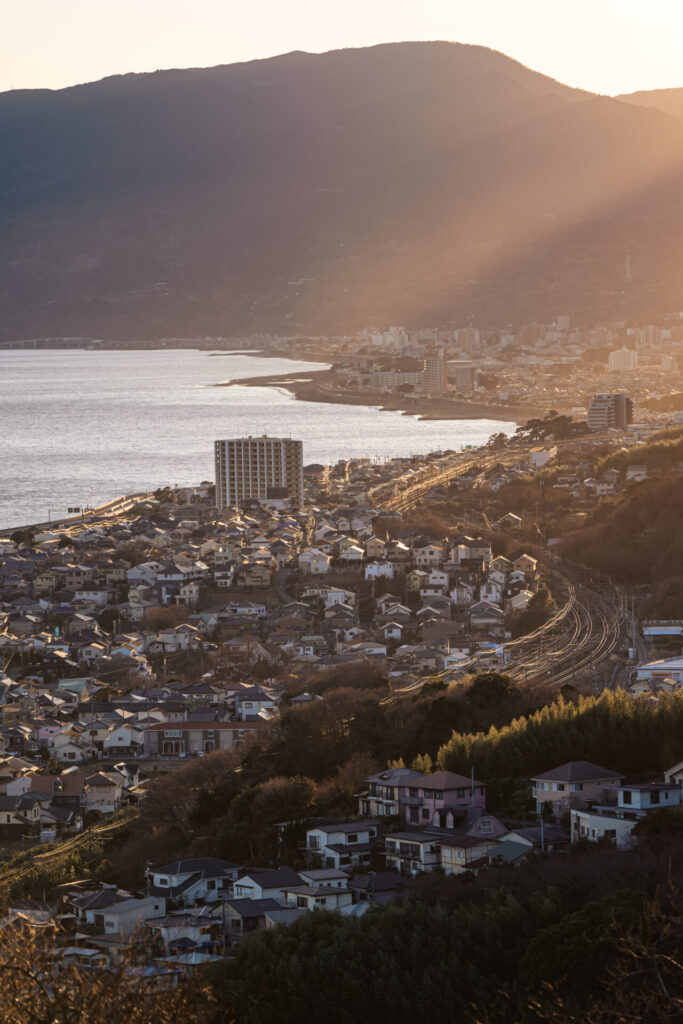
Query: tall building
608 347 638 372
447 360 475 390
214 436 304 510
423 353 446 395
587 393 633 432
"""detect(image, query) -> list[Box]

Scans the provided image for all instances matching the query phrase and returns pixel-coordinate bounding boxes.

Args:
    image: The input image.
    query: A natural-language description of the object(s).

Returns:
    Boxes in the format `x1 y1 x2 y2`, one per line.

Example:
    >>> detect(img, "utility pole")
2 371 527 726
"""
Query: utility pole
540 479 547 547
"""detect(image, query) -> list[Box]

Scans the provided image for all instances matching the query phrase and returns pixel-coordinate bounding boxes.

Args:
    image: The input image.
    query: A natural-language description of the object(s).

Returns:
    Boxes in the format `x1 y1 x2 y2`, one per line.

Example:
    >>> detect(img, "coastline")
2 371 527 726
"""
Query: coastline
214 368 538 423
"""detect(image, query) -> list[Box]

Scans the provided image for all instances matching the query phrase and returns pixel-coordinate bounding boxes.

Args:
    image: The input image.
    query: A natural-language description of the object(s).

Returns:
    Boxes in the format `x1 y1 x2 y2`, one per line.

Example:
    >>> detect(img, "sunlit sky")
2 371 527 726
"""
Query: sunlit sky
3 0 683 96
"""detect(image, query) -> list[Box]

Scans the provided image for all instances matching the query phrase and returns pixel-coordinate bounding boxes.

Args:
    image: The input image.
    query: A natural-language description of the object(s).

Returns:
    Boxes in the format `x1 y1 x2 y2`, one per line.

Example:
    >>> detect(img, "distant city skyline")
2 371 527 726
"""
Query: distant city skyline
3 0 683 96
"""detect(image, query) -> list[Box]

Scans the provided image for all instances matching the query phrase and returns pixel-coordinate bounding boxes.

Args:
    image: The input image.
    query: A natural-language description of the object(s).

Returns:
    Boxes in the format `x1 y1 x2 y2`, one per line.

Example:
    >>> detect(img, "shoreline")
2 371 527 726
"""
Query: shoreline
214 368 538 423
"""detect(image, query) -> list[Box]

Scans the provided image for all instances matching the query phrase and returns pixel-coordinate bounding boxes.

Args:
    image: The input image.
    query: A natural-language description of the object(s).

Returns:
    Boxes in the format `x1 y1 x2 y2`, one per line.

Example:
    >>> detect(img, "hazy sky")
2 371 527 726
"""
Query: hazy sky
3 0 683 96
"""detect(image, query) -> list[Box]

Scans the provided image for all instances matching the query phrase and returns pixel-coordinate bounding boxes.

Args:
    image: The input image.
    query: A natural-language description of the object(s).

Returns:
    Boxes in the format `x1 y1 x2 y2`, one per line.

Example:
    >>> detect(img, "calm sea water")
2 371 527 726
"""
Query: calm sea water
0 350 514 528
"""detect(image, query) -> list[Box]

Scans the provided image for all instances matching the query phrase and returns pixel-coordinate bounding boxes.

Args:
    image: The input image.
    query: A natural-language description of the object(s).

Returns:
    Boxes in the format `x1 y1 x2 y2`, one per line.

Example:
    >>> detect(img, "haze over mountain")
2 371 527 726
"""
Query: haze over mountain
618 87 683 122
2 41 683 342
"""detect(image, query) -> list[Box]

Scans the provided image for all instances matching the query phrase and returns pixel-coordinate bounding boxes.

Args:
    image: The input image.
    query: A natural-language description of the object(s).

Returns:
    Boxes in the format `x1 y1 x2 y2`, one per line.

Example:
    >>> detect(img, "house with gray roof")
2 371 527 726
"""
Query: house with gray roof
149 858 241 905
531 760 622 816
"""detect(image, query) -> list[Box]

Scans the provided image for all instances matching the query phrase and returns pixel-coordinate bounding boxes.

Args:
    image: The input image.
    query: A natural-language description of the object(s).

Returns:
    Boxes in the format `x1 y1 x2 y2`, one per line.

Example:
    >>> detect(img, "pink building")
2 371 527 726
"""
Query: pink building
360 768 486 824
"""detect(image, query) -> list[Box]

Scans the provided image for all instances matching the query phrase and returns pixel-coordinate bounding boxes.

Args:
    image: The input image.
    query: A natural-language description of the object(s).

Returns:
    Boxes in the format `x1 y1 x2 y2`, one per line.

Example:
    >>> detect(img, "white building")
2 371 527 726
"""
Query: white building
529 447 557 470
215 436 304 510
571 780 683 850
635 656 683 683
304 821 378 870
608 347 638 372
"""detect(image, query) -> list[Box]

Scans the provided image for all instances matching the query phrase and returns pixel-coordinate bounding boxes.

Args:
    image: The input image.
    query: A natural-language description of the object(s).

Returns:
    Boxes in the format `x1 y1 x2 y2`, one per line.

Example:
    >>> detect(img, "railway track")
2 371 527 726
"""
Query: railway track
0 809 139 891
373 440 628 703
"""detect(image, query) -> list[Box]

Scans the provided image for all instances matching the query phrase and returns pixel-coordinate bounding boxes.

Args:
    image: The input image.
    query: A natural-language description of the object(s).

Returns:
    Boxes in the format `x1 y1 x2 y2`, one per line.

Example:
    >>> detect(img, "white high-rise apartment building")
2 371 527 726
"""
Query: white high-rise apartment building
423 353 446 395
214 436 304 510
608 346 638 372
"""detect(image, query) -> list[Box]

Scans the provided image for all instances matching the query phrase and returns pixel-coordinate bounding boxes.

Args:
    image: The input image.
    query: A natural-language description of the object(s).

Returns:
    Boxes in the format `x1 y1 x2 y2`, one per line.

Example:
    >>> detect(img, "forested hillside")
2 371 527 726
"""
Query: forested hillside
3 42 683 338
560 474 683 603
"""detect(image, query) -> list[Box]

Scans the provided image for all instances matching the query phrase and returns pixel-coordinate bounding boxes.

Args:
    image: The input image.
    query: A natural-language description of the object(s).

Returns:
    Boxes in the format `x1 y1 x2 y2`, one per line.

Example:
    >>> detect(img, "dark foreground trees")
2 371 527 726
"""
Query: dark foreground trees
0 923 217 1024
207 842 683 1024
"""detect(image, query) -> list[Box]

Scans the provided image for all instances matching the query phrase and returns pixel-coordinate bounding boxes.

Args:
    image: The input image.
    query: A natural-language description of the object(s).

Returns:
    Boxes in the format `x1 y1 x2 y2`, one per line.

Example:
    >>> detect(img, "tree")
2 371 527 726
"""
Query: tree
10 528 34 546
0 922 215 1024
316 752 380 814
142 749 242 836
466 673 514 706
142 606 188 631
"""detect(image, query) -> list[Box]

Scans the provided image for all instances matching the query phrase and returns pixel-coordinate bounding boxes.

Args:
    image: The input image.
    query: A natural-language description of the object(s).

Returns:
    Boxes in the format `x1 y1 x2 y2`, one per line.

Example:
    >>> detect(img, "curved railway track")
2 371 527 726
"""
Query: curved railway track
374 441 628 704
0 809 139 891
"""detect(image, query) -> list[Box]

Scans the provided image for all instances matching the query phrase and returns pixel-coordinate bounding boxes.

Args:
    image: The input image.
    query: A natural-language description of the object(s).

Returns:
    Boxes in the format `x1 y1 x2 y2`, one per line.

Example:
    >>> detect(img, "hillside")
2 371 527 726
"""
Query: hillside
618 86 683 121
3 42 683 340
560 474 683 613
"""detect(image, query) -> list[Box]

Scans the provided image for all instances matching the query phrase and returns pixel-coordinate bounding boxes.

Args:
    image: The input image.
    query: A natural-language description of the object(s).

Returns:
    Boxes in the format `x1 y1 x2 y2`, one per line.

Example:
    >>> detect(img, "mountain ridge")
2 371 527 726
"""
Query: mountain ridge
617 86 683 122
2 41 683 341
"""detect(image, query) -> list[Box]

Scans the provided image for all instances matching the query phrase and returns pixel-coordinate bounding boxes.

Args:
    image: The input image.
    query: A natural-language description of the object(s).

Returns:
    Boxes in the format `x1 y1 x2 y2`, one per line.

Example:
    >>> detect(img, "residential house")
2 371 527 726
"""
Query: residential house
384 832 442 875
298 549 331 575
532 761 623 817
304 821 378 870
102 895 166 936
282 885 353 912
149 858 241 905
148 913 222 953
84 772 124 814
224 898 283 939
512 554 538 575
0 794 42 839
144 720 265 756
365 561 394 580
232 867 303 904
438 834 501 875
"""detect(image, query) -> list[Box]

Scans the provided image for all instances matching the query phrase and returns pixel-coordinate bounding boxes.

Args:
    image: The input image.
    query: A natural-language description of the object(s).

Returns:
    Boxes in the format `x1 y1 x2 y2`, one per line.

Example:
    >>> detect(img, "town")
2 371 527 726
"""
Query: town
0 406 682 990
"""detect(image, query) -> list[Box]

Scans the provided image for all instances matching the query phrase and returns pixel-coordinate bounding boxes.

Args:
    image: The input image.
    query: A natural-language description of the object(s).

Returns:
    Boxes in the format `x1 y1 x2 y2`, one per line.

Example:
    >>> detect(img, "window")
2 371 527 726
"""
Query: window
622 791 632 804
604 830 616 839
158 877 169 886
347 833 358 844
480 818 492 835
557 784 565 792
650 791 660 805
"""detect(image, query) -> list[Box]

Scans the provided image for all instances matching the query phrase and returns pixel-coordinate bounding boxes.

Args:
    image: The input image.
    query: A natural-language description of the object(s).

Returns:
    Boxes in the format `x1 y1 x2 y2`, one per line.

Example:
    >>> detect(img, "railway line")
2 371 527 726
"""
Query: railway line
375 441 628 703
0 809 139 892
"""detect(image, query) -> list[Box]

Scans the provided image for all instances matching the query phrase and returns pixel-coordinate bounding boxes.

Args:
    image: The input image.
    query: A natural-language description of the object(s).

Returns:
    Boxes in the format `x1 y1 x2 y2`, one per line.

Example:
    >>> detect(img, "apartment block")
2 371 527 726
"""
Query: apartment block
215 436 304 509
587 393 633 431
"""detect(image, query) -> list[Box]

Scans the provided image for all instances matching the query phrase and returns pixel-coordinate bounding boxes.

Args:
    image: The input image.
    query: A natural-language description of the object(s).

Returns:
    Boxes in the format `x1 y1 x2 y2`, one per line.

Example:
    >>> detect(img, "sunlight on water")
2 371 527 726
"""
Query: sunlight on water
0 349 515 527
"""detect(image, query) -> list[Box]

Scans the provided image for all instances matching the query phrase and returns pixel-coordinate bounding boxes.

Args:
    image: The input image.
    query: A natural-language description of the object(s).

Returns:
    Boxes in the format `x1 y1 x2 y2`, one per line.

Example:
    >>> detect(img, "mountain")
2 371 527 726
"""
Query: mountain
2 41 683 341
618 87 683 122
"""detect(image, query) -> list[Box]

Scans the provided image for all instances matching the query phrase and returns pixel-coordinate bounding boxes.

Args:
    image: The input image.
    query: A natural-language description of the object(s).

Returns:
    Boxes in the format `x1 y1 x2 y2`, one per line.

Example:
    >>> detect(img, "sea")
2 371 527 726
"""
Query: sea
0 349 516 528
